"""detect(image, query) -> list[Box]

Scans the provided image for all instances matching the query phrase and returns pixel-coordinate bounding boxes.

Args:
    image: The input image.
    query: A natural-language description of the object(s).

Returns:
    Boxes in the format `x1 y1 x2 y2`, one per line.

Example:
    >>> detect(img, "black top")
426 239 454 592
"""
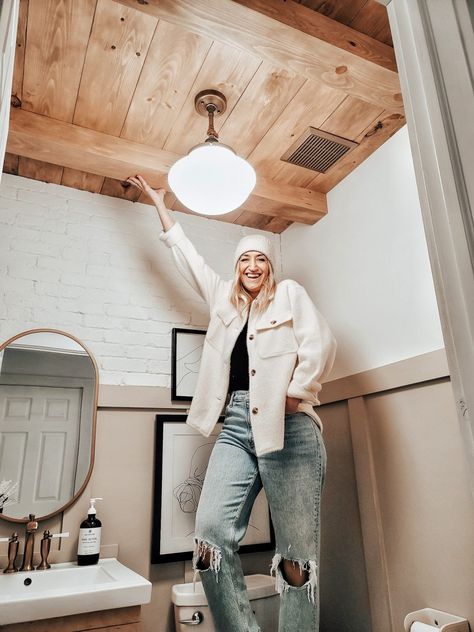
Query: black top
228 319 249 392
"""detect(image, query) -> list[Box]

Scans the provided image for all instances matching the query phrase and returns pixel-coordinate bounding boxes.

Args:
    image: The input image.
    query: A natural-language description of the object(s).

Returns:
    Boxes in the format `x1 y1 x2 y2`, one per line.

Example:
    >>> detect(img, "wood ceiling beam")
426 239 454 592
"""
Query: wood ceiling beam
112 0 403 112
232 0 397 73
7 108 326 224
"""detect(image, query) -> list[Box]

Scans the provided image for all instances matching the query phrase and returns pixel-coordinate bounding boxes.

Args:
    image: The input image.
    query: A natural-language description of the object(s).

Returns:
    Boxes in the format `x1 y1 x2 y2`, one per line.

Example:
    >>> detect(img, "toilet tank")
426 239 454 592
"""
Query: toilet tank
172 573 279 632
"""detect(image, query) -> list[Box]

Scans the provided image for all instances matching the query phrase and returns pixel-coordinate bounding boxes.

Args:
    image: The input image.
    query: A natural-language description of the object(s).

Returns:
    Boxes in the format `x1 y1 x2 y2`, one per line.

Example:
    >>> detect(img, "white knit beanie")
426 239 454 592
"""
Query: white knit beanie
233 234 275 270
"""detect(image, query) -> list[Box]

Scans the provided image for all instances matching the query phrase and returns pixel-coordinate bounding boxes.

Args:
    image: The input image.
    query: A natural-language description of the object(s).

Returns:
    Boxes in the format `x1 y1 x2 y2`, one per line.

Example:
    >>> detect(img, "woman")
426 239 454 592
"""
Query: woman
128 175 337 632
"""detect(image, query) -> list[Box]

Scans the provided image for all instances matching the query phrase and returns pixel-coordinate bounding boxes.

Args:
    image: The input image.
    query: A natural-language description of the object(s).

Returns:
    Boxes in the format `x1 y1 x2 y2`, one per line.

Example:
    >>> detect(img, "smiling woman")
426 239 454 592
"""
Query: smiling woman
128 174 337 632
237 252 270 297
231 234 276 316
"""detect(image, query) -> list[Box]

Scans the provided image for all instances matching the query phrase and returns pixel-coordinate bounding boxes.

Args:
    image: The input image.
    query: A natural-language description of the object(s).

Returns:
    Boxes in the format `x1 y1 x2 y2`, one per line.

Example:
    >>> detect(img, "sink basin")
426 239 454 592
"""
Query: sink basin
0 558 152 625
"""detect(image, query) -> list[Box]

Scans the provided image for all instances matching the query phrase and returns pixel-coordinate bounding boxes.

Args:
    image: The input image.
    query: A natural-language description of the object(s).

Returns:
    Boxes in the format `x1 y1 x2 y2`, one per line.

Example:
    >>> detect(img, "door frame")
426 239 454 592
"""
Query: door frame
378 0 474 497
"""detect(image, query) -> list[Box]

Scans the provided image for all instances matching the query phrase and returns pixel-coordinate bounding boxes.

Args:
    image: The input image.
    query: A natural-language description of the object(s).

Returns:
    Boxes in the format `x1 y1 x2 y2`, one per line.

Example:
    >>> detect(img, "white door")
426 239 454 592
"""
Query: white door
0 384 82 518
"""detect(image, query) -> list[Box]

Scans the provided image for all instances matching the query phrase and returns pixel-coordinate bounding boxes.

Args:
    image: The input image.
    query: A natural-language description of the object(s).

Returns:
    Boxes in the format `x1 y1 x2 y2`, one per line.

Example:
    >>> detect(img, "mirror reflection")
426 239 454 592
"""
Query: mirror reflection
0 330 97 521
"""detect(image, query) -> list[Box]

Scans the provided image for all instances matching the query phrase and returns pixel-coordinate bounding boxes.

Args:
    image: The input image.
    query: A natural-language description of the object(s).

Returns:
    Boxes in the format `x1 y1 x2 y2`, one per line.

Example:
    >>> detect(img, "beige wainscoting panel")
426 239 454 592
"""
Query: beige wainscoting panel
97 384 187 409
143 561 186 632
348 396 393 632
365 380 474 629
322 350 473 631
319 400 372 632
86 410 156 578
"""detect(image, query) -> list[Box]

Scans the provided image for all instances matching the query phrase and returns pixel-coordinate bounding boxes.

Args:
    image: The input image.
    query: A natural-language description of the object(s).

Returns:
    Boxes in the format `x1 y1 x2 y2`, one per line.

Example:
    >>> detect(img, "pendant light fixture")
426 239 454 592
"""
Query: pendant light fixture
168 90 256 216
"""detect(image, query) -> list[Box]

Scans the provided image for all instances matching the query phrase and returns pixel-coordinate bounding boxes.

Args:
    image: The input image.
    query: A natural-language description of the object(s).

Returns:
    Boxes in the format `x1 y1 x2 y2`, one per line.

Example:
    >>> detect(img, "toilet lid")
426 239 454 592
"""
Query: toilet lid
171 573 277 606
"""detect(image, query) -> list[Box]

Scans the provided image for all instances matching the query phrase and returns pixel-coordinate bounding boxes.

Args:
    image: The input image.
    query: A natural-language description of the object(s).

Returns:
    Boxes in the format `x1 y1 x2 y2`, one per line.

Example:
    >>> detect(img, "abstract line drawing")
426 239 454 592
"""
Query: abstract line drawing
172 441 262 538
152 417 275 564
173 442 210 513
171 329 206 400
175 343 203 392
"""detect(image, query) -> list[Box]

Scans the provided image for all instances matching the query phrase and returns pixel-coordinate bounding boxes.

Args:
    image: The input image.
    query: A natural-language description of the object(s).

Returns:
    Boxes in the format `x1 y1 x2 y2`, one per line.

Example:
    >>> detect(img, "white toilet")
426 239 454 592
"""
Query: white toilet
172 573 279 631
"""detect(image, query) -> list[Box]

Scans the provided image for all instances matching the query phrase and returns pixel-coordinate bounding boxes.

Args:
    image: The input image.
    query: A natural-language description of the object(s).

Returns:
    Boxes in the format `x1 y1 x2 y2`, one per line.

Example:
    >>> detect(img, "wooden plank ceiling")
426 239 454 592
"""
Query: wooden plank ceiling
4 0 405 233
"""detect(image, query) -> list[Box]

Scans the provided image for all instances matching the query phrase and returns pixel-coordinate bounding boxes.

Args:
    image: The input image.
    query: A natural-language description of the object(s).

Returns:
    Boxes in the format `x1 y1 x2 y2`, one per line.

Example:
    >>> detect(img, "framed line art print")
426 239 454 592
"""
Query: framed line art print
151 415 275 564
171 328 206 401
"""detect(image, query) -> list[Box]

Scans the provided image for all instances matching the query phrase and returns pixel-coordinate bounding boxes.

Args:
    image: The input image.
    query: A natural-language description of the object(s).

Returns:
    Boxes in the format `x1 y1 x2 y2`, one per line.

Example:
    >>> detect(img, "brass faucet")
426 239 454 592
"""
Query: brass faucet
37 530 52 570
0 532 19 573
3 532 19 573
19 514 38 572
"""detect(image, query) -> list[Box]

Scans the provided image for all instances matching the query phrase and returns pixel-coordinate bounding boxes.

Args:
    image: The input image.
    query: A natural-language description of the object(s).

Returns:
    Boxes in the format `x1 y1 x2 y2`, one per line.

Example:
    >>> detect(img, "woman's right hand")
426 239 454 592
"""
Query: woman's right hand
127 175 165 204
127 174 175 232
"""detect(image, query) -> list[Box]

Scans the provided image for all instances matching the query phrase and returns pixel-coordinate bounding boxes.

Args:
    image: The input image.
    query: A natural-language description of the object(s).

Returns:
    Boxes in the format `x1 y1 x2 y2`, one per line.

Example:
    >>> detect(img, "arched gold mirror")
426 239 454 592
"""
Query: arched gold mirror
0 329 98 523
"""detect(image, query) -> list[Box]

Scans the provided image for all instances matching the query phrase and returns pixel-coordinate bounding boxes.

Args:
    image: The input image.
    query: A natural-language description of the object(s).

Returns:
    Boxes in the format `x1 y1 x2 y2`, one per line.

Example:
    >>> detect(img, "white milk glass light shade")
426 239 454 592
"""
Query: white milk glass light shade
168 143 256 215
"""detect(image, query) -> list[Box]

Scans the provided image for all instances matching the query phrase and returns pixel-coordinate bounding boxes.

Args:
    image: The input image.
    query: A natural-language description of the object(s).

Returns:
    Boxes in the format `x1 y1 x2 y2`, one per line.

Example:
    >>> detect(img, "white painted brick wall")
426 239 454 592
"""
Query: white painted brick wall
0 174 281 386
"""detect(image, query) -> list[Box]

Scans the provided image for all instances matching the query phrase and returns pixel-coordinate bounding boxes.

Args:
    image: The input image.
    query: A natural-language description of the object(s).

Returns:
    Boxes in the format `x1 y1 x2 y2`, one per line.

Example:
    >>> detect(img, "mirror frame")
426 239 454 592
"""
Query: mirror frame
0 328 99 523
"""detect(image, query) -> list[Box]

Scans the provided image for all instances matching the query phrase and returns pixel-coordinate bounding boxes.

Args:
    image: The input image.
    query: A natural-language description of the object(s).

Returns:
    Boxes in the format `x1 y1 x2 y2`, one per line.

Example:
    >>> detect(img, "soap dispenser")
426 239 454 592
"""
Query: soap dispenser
77 497 103 566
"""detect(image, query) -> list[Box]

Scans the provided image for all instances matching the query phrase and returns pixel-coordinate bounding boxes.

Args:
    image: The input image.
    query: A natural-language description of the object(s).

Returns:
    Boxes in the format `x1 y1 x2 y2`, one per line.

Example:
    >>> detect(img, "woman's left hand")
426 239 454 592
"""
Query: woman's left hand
285 396 301 414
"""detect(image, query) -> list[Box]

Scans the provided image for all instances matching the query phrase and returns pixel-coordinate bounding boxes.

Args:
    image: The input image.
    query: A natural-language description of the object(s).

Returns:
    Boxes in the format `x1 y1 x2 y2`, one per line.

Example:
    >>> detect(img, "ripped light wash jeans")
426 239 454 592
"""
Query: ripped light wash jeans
193 390 327 632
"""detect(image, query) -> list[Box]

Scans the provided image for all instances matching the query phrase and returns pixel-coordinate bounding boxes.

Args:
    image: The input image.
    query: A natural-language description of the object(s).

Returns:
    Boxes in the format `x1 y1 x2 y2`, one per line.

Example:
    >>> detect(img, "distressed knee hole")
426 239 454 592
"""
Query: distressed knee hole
192 538 222 588
270 552 318 604
195 549 211 570
281 558 309 587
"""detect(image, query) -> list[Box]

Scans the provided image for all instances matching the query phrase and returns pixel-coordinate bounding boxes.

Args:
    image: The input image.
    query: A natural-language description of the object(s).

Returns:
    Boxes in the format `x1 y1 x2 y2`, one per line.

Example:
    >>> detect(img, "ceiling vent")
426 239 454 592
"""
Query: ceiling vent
280 127 358 173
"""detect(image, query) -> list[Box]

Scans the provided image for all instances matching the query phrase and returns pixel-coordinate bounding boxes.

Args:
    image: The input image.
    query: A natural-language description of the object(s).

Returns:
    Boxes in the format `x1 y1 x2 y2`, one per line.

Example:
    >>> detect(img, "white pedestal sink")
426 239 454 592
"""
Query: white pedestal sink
0 558 152 625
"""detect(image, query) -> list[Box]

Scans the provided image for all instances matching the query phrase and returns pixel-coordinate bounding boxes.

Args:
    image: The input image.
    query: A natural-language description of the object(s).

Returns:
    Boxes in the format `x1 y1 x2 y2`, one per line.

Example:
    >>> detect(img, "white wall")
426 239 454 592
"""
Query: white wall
0 129 450 632
1 126 441 385
0 174 280 385
281 125 444 380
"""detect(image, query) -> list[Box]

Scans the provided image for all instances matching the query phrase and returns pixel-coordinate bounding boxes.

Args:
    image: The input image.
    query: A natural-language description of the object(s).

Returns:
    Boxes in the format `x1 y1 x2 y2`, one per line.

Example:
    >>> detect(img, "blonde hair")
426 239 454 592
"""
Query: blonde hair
230 255 276 316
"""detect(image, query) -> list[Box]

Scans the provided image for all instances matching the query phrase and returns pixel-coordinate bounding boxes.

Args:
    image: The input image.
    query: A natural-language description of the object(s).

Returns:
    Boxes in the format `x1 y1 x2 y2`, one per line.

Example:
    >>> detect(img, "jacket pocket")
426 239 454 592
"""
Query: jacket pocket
255 314 297 358
205 308 238 353
204 313 224 352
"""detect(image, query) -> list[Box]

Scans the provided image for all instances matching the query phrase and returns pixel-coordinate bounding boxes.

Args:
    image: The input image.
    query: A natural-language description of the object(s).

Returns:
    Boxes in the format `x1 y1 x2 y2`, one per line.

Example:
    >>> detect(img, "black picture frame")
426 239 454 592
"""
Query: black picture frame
171 327 207 401
151 415 275 564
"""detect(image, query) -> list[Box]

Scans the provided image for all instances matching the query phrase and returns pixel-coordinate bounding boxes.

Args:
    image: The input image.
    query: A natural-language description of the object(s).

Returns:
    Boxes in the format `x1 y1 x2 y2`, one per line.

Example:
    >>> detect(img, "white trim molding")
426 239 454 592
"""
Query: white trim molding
385 0 474 497
348 396 394 632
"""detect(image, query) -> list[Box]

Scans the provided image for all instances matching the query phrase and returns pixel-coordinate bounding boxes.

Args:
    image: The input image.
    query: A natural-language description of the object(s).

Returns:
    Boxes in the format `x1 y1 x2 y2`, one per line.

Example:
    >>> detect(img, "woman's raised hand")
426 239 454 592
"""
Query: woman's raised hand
127 175 165 204
127 174 175 232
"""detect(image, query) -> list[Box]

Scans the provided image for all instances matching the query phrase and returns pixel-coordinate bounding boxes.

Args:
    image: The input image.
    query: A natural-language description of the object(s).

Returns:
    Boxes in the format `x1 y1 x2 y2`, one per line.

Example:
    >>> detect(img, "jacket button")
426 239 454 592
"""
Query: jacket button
252 407 258 414
270 320 276 325
250 369 256 376
248 334 254 340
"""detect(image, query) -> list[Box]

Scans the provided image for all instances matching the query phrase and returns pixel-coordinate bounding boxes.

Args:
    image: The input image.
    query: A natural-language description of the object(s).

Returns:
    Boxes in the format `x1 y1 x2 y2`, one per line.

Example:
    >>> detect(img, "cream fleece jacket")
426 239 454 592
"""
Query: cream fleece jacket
160 222 337 456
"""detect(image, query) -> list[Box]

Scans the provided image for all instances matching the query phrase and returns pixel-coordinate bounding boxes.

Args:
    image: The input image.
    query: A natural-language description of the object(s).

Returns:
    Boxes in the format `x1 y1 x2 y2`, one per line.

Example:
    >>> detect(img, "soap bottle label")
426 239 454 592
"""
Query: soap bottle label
77 527 101 555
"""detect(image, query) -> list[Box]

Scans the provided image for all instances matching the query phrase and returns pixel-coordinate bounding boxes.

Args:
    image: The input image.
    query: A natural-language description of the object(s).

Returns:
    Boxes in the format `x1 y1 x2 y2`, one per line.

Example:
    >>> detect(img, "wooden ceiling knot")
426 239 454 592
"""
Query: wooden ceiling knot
365 121 383 137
